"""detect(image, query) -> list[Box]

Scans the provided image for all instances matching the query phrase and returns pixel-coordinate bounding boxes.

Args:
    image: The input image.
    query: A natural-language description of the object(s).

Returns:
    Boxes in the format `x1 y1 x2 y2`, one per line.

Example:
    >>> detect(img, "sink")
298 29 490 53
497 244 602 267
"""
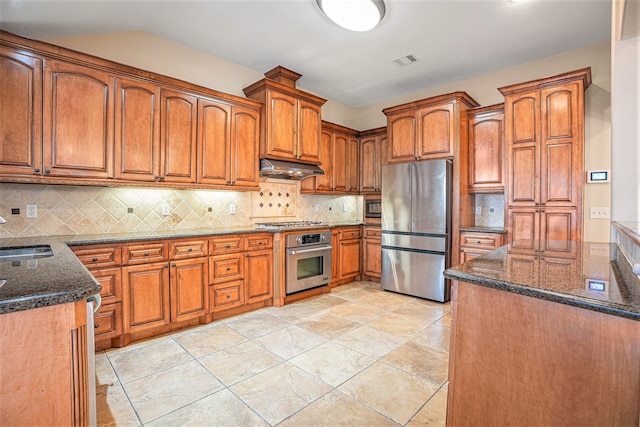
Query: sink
0 245 53 261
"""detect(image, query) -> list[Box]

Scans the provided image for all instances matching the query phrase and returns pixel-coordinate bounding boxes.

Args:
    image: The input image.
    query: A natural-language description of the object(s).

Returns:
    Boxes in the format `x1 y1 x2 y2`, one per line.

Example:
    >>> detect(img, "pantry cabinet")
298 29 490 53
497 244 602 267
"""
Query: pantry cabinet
0 45 42 177
359 127 386 194
383 92 479 164
243 66 326 165
500 68 590 247
467 104 505 193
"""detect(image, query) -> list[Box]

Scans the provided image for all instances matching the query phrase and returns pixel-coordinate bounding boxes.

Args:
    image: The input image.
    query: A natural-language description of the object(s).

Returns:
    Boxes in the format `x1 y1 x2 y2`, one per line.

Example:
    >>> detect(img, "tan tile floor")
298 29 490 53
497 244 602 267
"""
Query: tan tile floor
96 281 450 426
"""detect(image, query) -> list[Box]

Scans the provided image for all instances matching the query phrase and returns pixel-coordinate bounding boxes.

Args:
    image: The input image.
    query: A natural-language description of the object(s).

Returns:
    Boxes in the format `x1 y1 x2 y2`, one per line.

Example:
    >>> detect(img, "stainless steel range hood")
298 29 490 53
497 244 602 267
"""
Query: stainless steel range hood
259 159 324 180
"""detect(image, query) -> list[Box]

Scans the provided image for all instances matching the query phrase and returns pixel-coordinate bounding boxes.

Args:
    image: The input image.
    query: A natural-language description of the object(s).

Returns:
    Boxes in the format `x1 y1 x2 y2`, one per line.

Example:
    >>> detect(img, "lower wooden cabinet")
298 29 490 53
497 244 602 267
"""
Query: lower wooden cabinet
122 262 171 333
331 226 362 285
245 249 273 304
507 207 578 254
209 280 245 312
169 258 209 322
459 230 505 262
362 226 381 279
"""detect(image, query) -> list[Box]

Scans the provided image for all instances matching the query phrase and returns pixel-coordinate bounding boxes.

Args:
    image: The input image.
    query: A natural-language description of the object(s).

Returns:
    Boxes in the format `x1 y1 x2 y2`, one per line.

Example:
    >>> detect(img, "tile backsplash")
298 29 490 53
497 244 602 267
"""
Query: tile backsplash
474 193 505 228
0 179 363 238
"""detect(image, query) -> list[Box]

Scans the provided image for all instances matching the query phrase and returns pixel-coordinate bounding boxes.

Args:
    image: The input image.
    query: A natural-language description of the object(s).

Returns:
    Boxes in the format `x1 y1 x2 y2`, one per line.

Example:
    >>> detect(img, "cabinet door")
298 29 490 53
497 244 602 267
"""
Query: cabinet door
160 89 197 183
312 128 333 191
267 90 297 160
245 250 273 304
347 137 359 193
417 103 454 159
297 99 322 164
506 91 540 207
94 303 123 340
170 258 208 322
539 208 579 251
91 267 122 305
210 253 244 284
43 59 113 179
0 47 42 176
197 98 231 185
231 105 260 187
469 112 504 193
114 77 160 182
387 112 416 164
360 136 379 193
332 132 348 192
122 263 170 333
507 208 539 253
540 83 582 208
210 280 245 312
339 238 361 279
363 237 381 278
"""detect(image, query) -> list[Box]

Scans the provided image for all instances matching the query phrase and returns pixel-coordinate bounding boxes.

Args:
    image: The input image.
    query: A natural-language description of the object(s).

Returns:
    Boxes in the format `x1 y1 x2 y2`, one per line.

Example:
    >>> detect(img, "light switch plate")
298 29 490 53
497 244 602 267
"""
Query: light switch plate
475 206 482 215
590 207 610 219
161 204 170 216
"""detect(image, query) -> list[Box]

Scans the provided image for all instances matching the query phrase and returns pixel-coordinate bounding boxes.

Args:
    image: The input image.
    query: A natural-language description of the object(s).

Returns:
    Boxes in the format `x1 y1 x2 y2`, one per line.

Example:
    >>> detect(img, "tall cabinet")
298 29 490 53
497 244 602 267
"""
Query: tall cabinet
499 68 591 253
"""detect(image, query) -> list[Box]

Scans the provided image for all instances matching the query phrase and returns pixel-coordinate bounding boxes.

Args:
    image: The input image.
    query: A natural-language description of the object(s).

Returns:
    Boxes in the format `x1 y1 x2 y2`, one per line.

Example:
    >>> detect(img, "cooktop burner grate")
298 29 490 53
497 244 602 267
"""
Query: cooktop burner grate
254 221 324 229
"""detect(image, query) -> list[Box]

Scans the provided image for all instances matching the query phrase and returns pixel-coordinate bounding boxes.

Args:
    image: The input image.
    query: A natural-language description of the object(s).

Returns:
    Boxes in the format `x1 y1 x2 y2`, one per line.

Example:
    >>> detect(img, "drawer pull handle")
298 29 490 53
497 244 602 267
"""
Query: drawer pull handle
144 252 150 256
188 248 193 252
172 263 176 267
226 295 231 299
226 244 231 248
95 323 99 329
258 242 263 245
92 257 98 262
476 241 481 244
226 267 231 271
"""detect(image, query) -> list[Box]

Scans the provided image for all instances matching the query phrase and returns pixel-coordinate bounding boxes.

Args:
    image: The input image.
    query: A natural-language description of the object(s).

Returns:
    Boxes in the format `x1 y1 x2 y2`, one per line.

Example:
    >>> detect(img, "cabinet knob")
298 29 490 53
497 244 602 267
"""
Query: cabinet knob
226 244 230 248
92 257 98 262
245 253 249 258
154 176 159 180
160 176 165 181
44 169 51 174
476 240 481 244
144 252 150 256
34 168 40 173
94 323 99 329
188 248 193 252
172 263 176 267
226 267 231 271
461 249 464 252
226 295 231 299
164 264 169 268
258 242 263 245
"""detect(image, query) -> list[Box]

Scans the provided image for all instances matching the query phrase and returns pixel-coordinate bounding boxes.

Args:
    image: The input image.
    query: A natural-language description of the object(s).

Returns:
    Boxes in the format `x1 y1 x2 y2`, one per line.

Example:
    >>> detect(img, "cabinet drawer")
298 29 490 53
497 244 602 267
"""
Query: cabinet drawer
73 245 121 268
460 232 503 250
209 280 245 312
339 227 362 239
91 267 122 304
209 254 244 284
209 237 244 254
364 228 381 239
94 302 123 340
246 234 273 251
122 243 168 265
169 240 208 259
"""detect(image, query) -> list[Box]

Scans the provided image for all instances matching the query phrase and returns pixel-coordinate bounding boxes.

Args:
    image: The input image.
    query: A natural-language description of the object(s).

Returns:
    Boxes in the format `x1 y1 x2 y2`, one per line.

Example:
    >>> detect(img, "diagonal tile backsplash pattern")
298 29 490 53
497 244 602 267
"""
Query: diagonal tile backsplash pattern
0 179 363 238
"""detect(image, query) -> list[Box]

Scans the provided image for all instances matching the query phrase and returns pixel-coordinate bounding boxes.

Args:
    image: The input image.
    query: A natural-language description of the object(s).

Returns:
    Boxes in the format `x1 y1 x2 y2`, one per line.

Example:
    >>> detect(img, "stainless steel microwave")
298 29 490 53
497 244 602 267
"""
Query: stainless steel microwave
365 199 382 218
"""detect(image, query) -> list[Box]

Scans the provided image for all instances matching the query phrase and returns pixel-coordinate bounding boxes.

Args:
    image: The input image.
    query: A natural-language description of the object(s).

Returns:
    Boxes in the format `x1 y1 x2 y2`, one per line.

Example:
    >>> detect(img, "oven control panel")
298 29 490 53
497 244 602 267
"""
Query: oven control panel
287 231 332 248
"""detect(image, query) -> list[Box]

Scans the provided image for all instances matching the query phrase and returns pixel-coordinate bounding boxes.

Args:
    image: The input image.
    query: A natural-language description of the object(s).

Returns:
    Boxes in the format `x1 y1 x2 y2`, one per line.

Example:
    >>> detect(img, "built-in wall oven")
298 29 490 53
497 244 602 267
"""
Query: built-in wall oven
286 231 332 294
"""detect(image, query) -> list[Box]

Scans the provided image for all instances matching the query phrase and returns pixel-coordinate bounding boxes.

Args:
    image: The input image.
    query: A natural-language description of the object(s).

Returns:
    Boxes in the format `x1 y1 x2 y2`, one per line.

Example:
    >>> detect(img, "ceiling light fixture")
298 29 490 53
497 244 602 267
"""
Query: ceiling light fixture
316 0 386 32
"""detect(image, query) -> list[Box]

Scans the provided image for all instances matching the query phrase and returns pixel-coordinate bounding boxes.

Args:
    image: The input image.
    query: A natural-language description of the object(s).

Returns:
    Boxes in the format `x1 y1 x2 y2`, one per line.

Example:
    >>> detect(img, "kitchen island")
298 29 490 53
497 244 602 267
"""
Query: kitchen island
443 241 639 426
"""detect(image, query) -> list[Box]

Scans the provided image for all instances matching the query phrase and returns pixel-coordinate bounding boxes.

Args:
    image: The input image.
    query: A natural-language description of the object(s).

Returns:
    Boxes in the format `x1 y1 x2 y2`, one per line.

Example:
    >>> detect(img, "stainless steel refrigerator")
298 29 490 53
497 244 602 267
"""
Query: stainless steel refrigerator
381 159 452 302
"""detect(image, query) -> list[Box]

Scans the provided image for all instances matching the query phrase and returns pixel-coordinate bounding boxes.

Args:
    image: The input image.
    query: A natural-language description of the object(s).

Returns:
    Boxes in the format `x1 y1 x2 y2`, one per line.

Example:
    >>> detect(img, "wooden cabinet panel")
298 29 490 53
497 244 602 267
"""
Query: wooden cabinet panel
332 133 348 192
197 98 231 185
363 226 381 279
339 238 361 279
73 245 121 269
210 253 244 284
210 280 245 312
360 136 379 193
347 137 359 192
160 89 197 183
169 240 208 259
511 95 538 143
459 230 505 264
417 104 453 158
387 113 416 163
316 129 333 191
210 236 244 254
114 77 160 182
509 145 537 206
122 262 170 333
91 267 122 305
94 302 123 340
297 99 321 163
231 106 259 187
468 105 504 193
0 46 42 176
170 258 208 322
123 242 168 265
246 234 273 250
245 250 273 304
44 59 114 178
508 209 539 252
539 208 578 250
268 91 298 159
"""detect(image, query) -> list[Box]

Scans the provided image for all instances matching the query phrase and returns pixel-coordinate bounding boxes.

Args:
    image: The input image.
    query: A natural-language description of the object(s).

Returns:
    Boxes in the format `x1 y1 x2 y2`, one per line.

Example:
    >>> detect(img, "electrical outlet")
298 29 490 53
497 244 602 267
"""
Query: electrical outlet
161 204 170 216
590 207 610 219
229 203 236 215
26 204 37 218
314 204 320 212
343 205 347 212
475 206 482 215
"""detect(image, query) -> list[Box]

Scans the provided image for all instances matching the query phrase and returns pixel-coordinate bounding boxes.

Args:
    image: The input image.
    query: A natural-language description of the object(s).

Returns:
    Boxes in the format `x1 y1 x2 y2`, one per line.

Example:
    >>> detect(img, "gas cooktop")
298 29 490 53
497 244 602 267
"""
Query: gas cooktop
254 221 325 230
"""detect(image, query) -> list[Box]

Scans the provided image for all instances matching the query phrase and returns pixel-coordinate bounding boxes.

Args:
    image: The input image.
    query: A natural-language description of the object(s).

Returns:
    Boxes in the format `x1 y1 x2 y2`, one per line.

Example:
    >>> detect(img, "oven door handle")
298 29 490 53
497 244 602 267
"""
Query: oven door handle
288 245 332 255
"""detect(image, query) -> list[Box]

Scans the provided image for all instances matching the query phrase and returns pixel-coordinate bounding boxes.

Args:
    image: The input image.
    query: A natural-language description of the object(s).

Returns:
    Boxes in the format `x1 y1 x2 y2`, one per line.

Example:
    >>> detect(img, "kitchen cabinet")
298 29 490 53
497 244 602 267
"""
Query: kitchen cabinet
301 121 359 194
359 127 387 194
362 226 381 280
243 66 326 165
467 104 505 193
331 226 362 286
159 88 198 184
500 68 590 247
383 92 479 164
209 233 273 313
43 59 114 179
197 98 260 188
459 230 505 263
0 45 42 177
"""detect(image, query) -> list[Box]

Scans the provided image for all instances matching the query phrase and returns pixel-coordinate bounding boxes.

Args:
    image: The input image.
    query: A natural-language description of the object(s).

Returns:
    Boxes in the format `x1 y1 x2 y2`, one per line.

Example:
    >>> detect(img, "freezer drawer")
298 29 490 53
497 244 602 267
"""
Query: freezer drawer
381 247 450 302
381 232 447 252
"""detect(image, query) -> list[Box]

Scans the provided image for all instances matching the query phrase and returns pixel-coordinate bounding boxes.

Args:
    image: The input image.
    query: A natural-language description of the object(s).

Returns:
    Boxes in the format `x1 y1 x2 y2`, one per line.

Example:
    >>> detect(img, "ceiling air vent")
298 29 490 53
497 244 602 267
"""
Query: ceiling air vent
391 54 420 68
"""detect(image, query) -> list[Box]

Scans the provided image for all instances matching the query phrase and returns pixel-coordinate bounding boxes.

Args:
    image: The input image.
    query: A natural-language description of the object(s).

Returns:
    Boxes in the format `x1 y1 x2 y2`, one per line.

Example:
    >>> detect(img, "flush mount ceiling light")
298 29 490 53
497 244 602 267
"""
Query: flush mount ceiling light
316 0 386 32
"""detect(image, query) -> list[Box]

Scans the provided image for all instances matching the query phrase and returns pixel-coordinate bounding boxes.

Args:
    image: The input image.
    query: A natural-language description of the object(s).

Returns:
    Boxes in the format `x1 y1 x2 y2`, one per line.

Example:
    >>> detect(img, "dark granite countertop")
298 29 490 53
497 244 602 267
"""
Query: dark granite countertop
459 226 507 234
0 222 367 314
444 241 640 321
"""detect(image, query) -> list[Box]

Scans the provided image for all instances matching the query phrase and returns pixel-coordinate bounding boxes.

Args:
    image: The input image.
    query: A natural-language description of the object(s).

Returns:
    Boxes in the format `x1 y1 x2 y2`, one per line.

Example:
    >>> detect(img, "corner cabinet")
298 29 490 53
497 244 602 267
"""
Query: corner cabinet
243 66 326 165
499 68 591 250
359 127 387 194
383 92 479 164
467 104 505 193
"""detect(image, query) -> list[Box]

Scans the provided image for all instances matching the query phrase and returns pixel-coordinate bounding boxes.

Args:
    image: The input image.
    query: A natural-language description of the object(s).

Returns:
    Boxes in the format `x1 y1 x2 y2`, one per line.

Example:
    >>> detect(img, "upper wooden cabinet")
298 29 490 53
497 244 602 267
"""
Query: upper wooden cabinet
197 98 260 188
44 59 114 179
0 46 42 177
243 66 326 165
383 92 479 164
467 104 505 193
0 30 262 190
300 121 359 194
359 127 386 194
500 68 591 245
